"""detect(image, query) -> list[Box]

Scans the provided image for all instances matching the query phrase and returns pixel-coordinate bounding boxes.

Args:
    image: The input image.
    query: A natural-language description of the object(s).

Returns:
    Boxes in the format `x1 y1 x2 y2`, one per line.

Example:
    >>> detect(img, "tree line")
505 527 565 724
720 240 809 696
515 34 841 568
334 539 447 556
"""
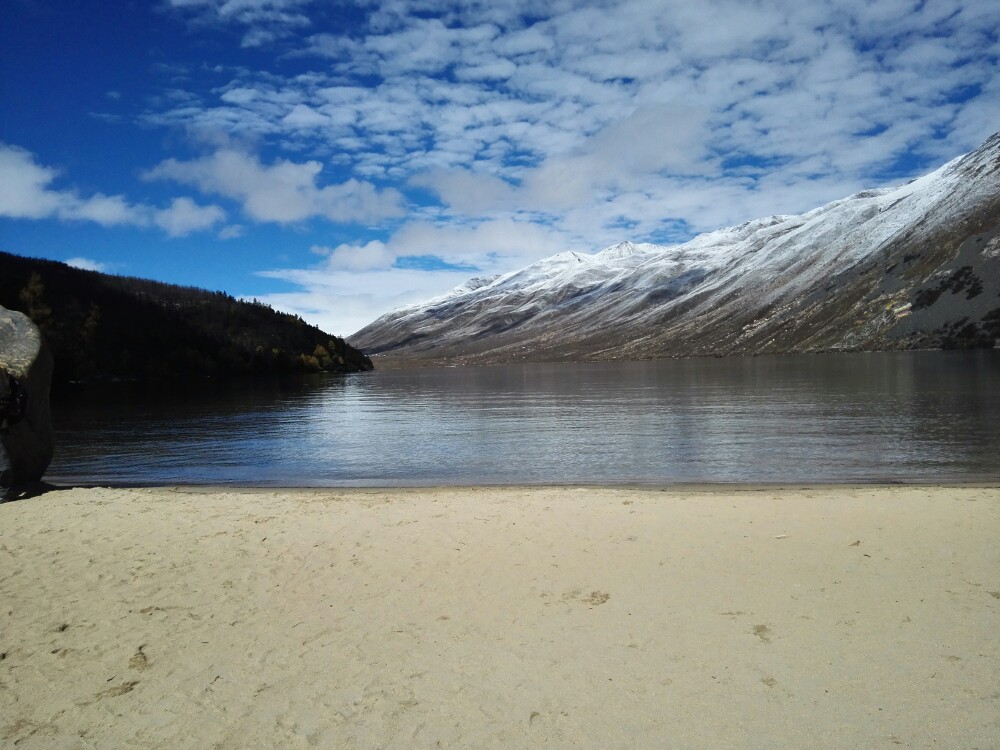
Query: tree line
0 251 373 385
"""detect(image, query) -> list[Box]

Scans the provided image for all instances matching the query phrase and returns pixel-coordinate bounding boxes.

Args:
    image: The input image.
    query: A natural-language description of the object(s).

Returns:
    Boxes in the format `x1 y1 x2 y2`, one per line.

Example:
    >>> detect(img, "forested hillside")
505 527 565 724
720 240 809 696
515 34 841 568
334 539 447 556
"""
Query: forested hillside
0 251 372 384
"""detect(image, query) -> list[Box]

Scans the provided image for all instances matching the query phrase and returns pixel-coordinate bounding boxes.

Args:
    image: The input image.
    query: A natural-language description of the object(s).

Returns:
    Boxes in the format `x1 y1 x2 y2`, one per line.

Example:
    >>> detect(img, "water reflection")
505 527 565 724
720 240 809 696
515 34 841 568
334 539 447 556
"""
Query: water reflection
48 351 1000 485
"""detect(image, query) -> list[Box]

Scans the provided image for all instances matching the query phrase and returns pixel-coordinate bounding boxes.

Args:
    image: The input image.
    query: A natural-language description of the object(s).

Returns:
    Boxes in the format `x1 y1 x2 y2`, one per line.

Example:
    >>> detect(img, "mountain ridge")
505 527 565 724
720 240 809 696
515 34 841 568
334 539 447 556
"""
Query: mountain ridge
351 131 1000 364
0 251 374 384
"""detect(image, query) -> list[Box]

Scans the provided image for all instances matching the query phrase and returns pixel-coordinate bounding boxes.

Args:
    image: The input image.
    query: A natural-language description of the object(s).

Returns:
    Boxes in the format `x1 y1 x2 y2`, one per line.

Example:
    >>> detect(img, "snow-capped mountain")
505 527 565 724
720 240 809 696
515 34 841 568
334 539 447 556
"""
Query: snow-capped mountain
351 132 1000 364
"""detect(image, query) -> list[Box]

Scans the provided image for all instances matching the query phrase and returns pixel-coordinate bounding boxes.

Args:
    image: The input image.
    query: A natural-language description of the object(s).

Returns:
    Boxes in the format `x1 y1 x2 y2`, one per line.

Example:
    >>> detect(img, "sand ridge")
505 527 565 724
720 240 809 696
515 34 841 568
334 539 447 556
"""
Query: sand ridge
1 485 998 748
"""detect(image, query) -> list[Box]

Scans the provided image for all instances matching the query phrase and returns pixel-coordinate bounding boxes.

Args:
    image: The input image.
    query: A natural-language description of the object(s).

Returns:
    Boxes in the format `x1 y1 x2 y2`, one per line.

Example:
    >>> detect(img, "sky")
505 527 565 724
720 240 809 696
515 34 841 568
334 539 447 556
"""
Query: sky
1 1 998 336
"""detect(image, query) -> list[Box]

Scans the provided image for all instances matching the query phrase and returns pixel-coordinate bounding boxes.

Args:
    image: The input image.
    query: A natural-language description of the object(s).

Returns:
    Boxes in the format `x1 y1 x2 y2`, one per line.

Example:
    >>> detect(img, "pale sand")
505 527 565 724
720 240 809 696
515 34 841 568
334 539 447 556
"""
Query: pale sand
1 485 998 749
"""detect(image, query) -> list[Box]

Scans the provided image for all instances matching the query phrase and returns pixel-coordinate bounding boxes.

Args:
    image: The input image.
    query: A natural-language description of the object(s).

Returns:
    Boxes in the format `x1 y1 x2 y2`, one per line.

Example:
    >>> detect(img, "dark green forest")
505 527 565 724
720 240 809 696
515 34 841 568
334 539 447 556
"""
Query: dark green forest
0 251 373 384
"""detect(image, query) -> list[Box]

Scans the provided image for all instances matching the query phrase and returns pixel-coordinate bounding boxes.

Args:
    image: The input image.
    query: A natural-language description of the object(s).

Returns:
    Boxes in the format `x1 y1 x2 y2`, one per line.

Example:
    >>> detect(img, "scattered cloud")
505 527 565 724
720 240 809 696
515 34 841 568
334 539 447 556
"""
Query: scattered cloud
0 143 227 236
255 215 591 335
218 223 245 239
414 105 714 218
144 149 407 224
0 143 145 226
7 1 1000 336
154 196 227 236
312 240 397 273
147 1 1000 223
166 0 315 47
312 215 576 273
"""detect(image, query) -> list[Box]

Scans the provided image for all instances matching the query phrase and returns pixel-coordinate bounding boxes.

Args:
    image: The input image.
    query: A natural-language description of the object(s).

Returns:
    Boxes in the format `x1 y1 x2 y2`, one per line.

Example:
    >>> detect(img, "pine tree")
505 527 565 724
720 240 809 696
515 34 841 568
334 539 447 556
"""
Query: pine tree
18 272 53 336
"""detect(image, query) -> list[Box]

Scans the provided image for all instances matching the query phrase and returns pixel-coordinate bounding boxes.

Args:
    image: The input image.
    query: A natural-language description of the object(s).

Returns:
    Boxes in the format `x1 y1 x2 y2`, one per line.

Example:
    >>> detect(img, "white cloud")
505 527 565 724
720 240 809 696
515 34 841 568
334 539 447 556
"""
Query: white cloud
313 240 397 272
521 105 714 211
154 0 998 215
65 257 110 273
160 0 1000 176
252 215 586 335
281 103 329 129
256 266 480 337
310 215 576 276
154 197 227 236
67 193 140 226
219 87 260 105
218 223 245 239
145 149 407 223
409 105 713 222
168 0 314 46
0 143 228 237
396 217 576 269
409 169 517 215
0 145 64 219
454 58 517 81
0 144 144 227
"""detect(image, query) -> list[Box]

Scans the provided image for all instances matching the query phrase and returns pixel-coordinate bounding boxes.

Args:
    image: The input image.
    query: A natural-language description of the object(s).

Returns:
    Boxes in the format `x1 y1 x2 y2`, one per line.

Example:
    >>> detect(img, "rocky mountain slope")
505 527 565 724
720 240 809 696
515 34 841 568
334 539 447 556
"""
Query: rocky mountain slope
351 132 1000 364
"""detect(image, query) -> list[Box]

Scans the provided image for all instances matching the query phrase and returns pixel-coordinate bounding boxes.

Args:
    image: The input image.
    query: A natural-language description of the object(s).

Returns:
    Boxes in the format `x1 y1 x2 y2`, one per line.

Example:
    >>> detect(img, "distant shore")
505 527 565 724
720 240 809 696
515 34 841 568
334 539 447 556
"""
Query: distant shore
2 484 998 748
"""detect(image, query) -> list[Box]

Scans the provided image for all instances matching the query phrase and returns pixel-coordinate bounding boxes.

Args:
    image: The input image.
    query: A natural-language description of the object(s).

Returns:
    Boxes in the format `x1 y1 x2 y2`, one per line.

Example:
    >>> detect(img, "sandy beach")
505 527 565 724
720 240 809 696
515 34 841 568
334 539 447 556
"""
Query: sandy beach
1 484 998 748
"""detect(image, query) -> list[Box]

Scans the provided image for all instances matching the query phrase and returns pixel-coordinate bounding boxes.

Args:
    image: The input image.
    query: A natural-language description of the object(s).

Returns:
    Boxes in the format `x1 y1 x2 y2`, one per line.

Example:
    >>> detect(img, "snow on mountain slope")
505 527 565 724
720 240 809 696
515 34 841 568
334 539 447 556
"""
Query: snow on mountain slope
351 132 1000 363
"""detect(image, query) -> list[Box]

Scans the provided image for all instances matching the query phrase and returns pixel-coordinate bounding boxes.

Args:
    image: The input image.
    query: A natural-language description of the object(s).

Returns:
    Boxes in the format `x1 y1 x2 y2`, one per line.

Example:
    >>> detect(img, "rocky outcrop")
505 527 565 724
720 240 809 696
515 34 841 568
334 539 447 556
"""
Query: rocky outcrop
1 306 54 487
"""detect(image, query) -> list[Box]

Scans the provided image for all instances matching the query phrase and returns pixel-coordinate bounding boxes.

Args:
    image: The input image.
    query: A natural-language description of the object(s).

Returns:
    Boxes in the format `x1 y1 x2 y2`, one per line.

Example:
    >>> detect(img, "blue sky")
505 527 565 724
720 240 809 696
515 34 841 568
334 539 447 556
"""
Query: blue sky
1 0 998 335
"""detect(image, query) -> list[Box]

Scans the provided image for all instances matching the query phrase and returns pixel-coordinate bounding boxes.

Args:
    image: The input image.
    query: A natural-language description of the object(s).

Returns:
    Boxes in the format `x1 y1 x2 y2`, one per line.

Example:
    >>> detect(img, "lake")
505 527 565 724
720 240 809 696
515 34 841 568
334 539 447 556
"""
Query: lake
47 350 1000 486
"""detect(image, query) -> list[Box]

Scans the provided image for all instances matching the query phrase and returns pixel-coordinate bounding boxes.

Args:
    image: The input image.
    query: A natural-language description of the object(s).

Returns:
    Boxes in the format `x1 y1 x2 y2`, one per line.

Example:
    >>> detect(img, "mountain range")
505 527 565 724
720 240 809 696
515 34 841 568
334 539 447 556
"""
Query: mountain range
351 131 1000 365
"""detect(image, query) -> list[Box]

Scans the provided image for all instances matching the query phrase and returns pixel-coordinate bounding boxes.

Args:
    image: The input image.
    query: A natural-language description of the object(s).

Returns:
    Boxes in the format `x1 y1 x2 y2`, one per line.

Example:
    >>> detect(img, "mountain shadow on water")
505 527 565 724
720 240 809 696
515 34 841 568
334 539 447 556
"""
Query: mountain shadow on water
0 251 373 386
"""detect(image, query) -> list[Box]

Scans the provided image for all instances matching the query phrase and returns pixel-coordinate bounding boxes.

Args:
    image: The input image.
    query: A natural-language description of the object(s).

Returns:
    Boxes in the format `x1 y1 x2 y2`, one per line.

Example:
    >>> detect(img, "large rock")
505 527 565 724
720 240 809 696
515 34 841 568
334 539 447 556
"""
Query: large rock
0 306 54 486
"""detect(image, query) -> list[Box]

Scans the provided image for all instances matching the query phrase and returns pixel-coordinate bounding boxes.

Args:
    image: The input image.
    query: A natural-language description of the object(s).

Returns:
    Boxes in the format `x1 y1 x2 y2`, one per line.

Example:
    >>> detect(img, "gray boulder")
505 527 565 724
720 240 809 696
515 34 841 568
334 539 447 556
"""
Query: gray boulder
0 306 54 487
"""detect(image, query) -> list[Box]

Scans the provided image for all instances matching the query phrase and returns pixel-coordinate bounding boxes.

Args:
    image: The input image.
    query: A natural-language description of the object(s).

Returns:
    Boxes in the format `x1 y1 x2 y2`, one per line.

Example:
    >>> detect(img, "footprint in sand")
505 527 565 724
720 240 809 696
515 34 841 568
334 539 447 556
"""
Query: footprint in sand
556 589 611 606
753 624 772 644
585 591 610 606
94 681 139 700
129 645 150 671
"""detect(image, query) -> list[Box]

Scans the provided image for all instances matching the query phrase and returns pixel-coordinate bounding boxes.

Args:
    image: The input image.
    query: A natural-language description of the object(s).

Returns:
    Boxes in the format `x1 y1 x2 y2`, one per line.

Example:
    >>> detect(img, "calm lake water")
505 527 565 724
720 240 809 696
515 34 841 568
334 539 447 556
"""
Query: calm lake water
47 351 1000 486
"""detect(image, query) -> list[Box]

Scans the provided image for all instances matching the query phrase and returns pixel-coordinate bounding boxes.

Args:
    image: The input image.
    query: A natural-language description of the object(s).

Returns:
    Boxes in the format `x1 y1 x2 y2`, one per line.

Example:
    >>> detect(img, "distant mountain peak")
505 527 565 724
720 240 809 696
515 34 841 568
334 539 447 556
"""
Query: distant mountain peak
352 131 1000 363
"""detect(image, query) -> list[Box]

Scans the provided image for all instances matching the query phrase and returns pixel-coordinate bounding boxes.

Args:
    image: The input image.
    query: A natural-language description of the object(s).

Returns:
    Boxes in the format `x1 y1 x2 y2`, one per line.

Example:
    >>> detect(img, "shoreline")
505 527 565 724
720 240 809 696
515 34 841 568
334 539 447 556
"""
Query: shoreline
3 484 998 748
26 477 1000 494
